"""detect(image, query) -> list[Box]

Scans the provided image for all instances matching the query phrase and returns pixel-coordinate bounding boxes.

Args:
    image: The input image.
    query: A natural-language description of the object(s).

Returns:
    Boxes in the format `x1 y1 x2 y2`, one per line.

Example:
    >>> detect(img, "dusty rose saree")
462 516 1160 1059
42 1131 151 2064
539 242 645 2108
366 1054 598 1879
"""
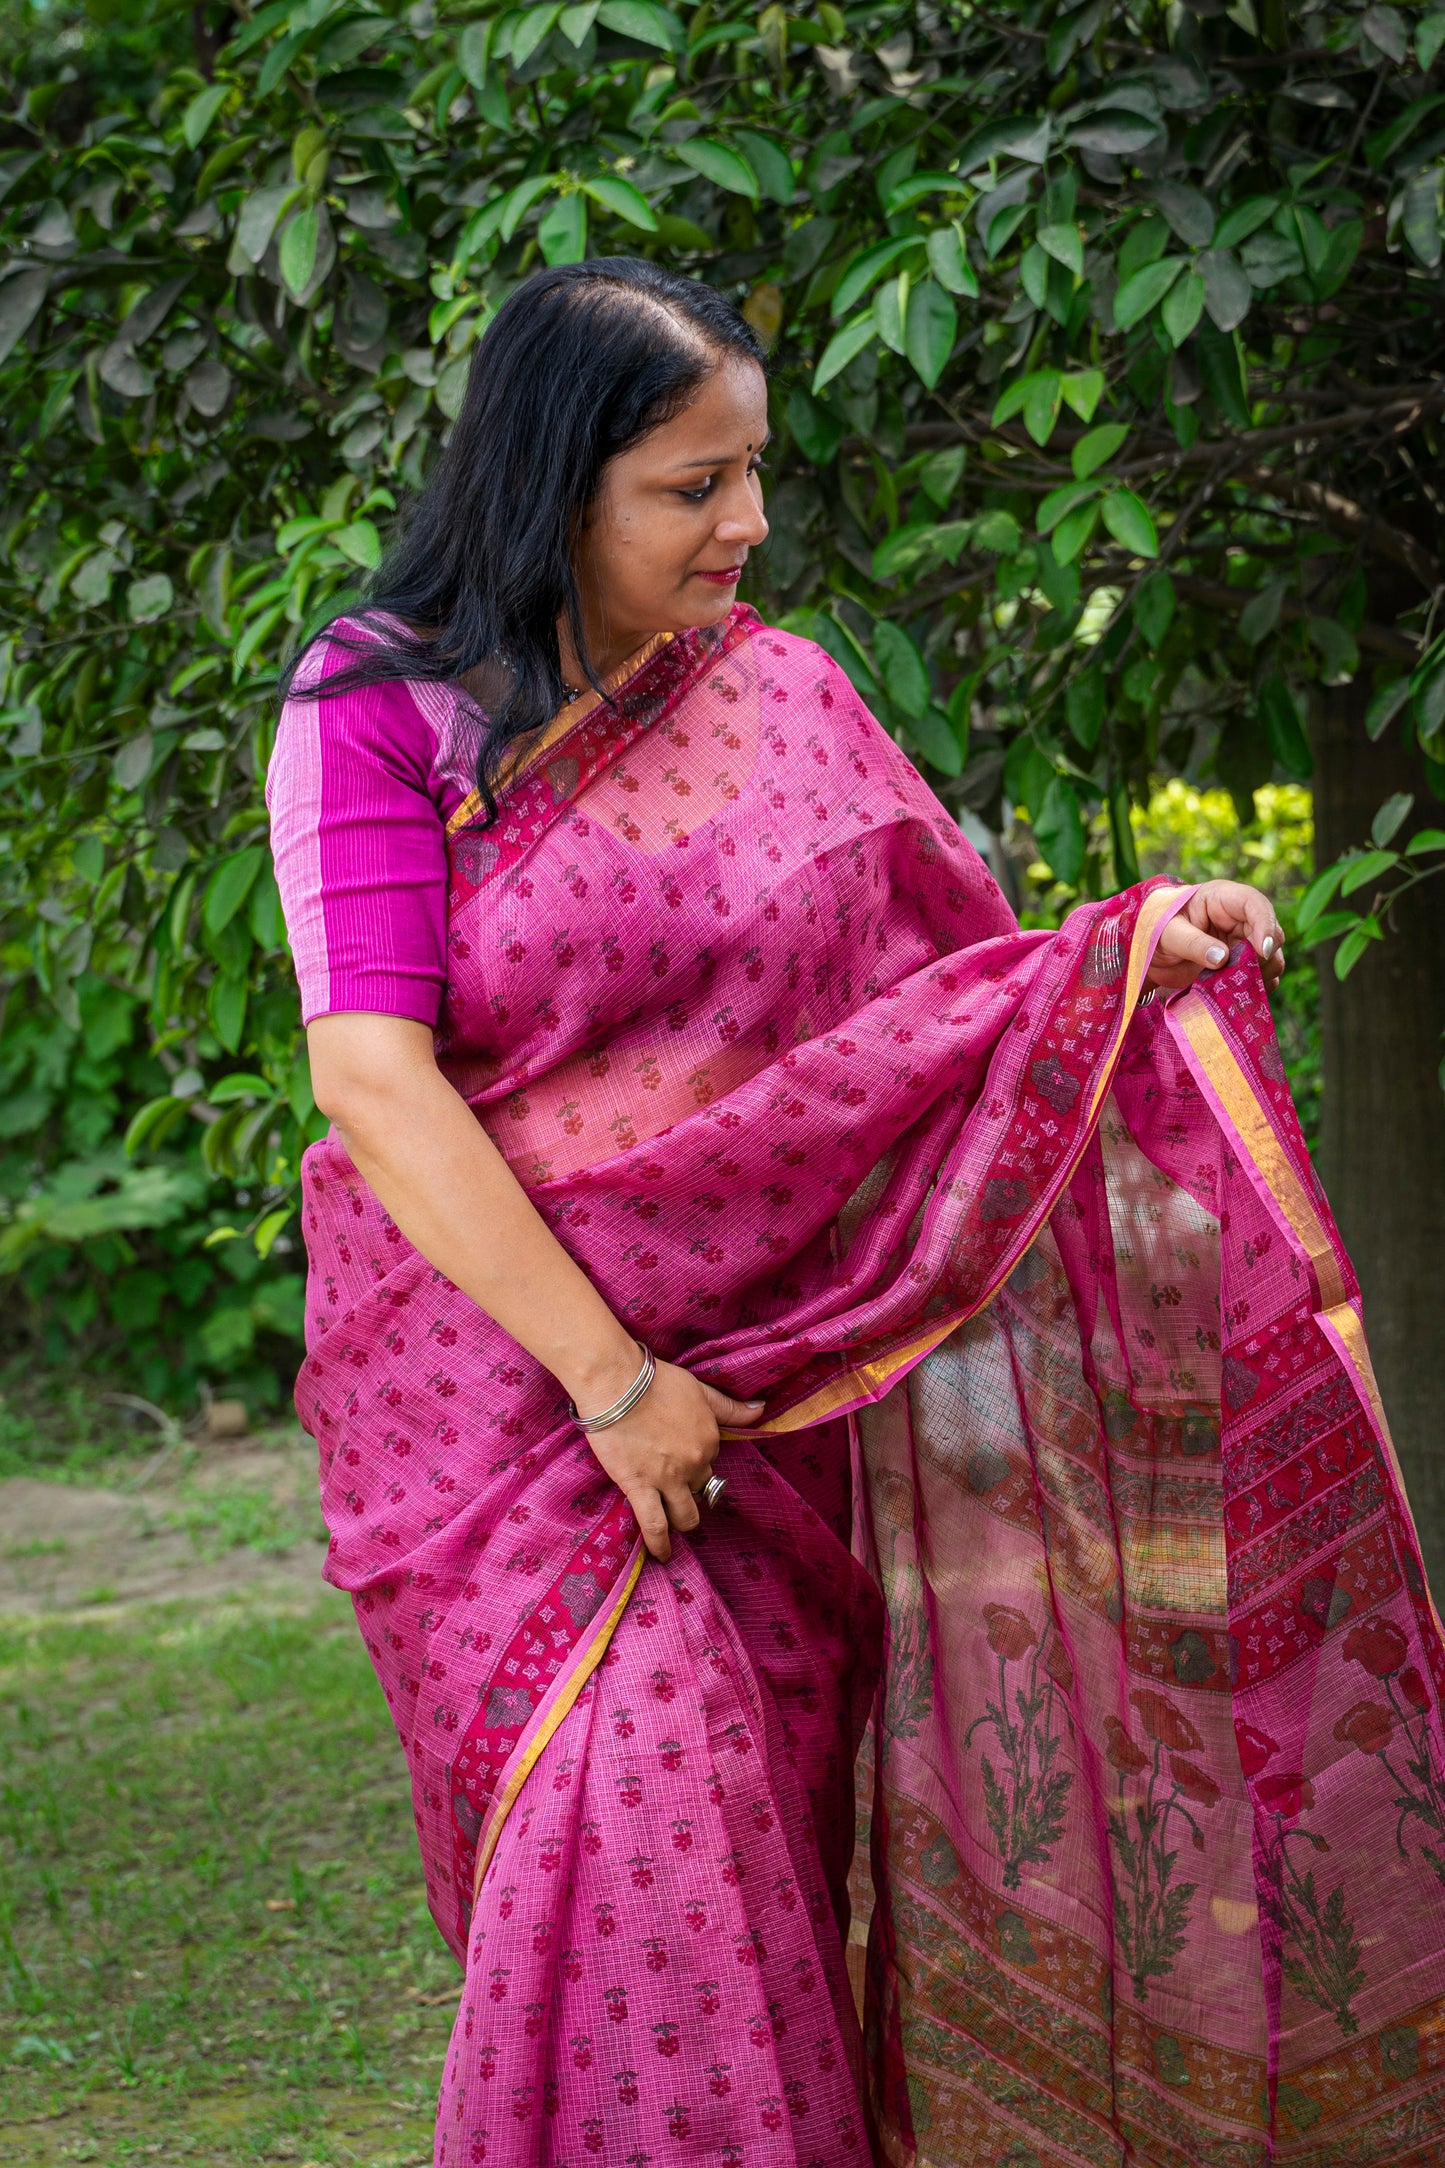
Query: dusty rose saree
295 605 1445 2167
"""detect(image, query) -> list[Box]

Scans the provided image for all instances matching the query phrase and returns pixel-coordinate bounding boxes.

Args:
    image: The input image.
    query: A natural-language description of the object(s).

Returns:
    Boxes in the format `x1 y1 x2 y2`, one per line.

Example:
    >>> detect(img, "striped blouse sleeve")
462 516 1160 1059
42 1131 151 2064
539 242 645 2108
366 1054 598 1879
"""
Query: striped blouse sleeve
266 630 451 1028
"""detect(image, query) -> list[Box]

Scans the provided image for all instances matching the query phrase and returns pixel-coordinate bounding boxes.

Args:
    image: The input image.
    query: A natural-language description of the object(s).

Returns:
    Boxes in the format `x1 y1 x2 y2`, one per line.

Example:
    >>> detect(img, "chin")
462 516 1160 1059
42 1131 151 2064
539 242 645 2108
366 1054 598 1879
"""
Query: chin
675 583 738 630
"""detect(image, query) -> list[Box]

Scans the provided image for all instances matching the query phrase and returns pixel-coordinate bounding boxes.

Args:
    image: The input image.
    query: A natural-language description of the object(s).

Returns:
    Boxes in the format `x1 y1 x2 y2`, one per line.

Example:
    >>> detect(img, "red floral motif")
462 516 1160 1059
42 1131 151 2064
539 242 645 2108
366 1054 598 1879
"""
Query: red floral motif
1167 1756 1220 1806
1333 1701 1395 1755
1257 1771 1315 1818
1401 1665 1431 1712
1130 1689 1203 1754
982 1604 1035 1660
1343 1616 1410 1679
1235 1721 1278 1777
1104 1716 1149 1774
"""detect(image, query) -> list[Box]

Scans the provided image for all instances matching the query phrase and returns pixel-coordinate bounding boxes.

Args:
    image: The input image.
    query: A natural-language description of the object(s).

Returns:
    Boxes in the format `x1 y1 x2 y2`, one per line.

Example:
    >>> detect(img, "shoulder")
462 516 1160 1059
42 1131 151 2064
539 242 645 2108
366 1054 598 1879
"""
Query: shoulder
268 615 442 810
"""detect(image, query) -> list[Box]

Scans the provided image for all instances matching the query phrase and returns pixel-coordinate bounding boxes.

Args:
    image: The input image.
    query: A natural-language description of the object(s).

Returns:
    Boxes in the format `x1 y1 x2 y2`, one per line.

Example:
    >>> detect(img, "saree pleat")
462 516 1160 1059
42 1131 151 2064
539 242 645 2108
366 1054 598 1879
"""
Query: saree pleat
290 608 1445 2166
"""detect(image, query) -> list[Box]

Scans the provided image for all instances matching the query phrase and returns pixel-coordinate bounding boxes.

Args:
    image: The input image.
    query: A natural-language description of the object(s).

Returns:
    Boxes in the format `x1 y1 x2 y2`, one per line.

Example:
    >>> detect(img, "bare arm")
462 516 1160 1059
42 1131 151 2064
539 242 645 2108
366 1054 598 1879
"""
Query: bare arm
307 1013 762 1559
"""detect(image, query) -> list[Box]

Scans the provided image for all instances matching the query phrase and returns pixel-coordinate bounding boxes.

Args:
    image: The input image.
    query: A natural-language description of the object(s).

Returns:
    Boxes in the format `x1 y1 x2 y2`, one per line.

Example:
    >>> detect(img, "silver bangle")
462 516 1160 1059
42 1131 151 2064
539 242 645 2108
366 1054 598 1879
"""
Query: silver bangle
568 1344 656 1431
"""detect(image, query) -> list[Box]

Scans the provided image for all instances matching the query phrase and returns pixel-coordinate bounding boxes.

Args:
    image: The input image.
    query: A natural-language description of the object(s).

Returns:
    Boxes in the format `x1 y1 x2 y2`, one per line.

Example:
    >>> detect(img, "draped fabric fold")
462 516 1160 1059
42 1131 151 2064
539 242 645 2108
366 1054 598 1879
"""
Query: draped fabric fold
293 608 1445 2166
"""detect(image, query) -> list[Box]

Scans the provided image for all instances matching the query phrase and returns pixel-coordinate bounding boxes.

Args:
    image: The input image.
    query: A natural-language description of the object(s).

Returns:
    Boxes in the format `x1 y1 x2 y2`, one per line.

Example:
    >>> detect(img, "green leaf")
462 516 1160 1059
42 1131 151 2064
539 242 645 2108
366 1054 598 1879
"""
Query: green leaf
1113 257 1185 331
1037 221 1083 276
1023 370 1061 446
674 138 759 198
1297 907 1362 950
1239 579 1286 645
255 1207 296 1261
873 277 906 355
209 975 248 1055
904 280 956 390
1335 916 1384 979
1133 571 1175 651
128 573 174 624
182 83 229 151
904 706 964 776
1052 497 1101 566
334 519 382 570
831 237 918 319
918 446 966 508
1196 321 1251 427
278 204 319 299
595 0 683 46
1415 657 1445 743
1198 248 1252 334
1066 668 1106 752
972 509 1021 554
1100 490 1158 558
873 619 930 719
786 388 842 466
1038 480 1100 536
1019 242 1049 312
813 313 876 391
1161 269 1205 347
538 192 588 264
1372 792 1414 848
581 175 658 230
885 170 967 214
203 848 266 937
511 4 562 66
1152 181 1215 247
1060 370 1104 423
1339 848 1401 897
1406 828 1445 854
558 2 599 45
1072 424 1128 480
1214 197 1278 248
733 129 795 206
1309 617 1358 686
1259 674 1312 778
1035 776 1086 886
499 173 558 242
1419 12 1445 68
925 224 978 297
1296 863 1347 933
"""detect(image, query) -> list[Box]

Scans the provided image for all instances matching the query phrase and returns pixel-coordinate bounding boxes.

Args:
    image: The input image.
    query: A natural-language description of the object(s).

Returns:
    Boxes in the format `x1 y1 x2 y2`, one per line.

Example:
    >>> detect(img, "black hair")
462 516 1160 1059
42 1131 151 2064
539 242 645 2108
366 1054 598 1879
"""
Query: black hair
283 256 766 822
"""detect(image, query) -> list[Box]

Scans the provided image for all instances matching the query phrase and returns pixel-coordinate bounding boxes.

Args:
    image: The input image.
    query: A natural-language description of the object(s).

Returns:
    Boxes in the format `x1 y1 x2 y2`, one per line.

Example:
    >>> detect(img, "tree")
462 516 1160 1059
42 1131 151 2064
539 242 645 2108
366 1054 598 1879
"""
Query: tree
1 0 1442 1533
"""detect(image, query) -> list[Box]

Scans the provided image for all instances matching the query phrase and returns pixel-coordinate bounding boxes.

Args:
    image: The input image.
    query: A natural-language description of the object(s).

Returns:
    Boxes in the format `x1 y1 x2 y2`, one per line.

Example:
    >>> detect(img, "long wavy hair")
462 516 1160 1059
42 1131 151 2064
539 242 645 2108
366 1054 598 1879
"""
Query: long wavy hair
282 257 765 823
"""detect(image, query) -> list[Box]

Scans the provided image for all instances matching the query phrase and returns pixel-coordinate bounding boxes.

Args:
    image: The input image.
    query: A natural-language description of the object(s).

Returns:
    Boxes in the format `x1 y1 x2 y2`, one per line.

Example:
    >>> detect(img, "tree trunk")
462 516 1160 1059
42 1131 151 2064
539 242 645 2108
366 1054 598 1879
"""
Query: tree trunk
1311 686 1445 1588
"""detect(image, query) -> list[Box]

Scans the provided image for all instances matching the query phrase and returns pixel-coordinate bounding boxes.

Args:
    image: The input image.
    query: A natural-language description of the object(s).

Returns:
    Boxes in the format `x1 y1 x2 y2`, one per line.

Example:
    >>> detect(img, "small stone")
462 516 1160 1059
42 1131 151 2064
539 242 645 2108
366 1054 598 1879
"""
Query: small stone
204 1399 250 1440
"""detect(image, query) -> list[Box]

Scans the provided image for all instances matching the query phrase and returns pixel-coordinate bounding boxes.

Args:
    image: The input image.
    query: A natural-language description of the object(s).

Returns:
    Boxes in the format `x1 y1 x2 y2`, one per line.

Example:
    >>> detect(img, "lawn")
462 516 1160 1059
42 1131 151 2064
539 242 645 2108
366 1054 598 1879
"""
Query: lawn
0 1594 454 2166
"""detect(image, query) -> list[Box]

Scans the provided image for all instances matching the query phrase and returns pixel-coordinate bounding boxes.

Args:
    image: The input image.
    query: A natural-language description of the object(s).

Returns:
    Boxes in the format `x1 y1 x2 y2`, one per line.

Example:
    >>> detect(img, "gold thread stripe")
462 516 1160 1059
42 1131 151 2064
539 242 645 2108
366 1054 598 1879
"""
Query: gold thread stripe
1170 992 1346 1310
472 1542 646 1898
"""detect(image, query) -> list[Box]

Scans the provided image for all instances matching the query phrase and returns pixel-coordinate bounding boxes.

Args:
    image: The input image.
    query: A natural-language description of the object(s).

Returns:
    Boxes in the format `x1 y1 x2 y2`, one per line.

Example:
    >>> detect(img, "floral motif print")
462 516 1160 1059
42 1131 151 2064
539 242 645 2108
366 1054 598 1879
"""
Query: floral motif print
1239 1720 1365 2037
1338 1614 1445 1885
965 1605 1075 1891
1105 1692 1218 2000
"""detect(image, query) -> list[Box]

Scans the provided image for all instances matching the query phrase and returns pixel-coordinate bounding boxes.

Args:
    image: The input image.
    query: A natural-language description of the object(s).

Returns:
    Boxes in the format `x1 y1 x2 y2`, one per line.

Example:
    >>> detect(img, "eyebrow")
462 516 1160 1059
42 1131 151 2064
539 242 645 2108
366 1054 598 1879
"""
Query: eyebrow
669 436 772 470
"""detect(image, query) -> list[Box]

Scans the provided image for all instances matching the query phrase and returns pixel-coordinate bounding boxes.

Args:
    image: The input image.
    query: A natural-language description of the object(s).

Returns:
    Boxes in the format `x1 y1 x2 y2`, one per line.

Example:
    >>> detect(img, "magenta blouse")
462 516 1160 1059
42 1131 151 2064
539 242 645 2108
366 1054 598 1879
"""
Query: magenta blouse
265 619 476 1026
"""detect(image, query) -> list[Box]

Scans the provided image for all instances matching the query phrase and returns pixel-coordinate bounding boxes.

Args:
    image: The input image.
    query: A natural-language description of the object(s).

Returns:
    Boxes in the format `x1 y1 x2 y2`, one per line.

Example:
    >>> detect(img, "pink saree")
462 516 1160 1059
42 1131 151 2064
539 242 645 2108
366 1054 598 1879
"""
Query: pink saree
294 605 1445 2166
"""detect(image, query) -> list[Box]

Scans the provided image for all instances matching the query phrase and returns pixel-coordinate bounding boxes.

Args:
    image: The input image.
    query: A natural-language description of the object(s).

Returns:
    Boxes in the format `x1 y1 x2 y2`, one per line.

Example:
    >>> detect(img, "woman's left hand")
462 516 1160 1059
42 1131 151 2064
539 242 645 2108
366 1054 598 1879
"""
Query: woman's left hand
1147 879 1285 994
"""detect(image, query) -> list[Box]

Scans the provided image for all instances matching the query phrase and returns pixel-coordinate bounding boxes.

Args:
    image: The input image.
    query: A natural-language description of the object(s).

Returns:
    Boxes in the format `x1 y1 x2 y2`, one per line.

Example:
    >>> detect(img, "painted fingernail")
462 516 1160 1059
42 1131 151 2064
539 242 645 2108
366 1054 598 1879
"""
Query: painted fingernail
1262 936 1275 960
745 1399 765 1409
1205 943 1228 966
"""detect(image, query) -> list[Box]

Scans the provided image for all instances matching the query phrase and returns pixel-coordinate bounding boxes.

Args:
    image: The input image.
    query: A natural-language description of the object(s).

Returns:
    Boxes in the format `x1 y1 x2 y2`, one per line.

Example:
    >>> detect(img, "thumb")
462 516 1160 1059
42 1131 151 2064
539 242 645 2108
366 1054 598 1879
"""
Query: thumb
1158 913 1230 972
700 1381 767 1426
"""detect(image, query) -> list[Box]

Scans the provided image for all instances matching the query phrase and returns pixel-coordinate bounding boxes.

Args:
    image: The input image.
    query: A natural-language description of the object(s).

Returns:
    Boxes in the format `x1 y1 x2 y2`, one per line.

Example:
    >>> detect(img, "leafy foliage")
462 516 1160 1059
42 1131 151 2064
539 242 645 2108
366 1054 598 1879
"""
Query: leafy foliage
4 0 1441 1397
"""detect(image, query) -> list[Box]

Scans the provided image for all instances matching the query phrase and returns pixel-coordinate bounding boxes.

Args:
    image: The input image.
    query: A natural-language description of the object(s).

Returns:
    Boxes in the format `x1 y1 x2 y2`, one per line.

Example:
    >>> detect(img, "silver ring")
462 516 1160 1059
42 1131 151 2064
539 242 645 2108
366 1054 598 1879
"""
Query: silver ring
700 1473 727 1509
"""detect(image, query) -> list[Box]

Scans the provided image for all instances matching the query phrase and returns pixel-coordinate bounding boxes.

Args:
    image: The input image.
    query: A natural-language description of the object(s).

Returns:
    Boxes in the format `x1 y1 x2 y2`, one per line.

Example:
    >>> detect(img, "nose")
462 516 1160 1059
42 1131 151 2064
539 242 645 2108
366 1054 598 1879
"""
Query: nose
715 475 768 550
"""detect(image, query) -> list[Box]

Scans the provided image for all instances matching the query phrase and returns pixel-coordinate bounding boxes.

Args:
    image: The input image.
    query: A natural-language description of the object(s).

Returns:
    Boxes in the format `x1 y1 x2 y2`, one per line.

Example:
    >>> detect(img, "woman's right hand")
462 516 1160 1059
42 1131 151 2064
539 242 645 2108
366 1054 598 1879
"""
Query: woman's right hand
576 1356 765 1562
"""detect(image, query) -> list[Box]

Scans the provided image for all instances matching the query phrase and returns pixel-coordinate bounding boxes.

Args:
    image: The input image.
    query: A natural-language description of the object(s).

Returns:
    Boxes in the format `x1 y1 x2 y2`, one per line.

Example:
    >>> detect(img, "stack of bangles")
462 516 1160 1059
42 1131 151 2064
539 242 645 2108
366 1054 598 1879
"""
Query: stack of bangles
568 1343 728 1510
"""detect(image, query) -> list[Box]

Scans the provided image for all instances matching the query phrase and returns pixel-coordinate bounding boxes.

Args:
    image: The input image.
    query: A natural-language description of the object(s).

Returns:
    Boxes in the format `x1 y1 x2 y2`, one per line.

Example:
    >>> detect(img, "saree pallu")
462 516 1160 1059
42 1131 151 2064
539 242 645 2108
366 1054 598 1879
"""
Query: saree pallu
293 606 1445 2166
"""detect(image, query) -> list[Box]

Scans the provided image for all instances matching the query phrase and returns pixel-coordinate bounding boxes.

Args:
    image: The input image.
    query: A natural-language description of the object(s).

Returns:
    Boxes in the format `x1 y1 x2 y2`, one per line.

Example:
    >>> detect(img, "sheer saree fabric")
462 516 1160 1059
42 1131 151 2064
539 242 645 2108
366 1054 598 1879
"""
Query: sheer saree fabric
292 607 1445 2166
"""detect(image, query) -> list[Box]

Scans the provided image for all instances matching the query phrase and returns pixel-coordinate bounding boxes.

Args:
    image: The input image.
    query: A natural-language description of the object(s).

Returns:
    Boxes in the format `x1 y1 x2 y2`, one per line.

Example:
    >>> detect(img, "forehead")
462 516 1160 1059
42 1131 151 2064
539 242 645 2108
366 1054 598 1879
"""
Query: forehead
639 357 768 459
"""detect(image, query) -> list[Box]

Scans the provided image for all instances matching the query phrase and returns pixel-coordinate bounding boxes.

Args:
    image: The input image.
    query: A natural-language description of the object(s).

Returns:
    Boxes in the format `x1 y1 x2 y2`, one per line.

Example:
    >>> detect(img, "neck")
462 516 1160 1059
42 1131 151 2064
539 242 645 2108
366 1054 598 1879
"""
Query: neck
559 607 656 695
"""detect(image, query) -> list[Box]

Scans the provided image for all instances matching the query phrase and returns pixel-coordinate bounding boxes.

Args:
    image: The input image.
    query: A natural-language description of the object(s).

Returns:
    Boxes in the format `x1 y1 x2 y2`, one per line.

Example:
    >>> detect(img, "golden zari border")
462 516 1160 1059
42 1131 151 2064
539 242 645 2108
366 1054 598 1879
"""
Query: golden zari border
472 1542 647 1899
446 632 675 838
1168 987 1445 1645
744 884 1191 1439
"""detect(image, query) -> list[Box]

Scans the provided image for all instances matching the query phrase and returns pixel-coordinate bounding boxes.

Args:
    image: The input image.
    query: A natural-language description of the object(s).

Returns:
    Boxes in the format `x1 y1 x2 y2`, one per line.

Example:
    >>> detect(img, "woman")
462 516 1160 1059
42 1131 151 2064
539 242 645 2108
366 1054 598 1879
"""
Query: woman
268 259 1445 2167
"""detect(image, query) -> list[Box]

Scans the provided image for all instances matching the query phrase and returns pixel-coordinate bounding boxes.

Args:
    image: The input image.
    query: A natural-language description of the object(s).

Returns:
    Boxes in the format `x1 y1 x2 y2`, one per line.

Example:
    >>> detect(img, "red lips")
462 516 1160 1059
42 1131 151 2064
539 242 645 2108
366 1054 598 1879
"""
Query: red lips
695 566 744 585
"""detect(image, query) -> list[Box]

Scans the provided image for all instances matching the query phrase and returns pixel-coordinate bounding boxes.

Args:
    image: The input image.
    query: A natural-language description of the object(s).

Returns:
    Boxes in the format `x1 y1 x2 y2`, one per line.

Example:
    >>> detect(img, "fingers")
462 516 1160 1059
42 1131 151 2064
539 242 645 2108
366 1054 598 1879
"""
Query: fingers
629 1489 672 1563
662 1482 702 1535
700 1382 767 1427
1158 913 1230 972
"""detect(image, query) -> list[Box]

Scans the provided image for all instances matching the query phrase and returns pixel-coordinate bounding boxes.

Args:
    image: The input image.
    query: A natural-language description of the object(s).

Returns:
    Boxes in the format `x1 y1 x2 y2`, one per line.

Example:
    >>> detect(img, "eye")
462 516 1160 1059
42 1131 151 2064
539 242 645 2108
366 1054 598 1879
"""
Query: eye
678 477 715 503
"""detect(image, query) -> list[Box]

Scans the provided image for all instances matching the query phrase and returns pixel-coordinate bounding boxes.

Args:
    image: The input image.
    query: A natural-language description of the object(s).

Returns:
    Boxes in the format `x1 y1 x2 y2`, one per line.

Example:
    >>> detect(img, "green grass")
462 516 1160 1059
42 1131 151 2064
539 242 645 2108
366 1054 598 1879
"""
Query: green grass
149 1478 320 1561
0 1596 453 2165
